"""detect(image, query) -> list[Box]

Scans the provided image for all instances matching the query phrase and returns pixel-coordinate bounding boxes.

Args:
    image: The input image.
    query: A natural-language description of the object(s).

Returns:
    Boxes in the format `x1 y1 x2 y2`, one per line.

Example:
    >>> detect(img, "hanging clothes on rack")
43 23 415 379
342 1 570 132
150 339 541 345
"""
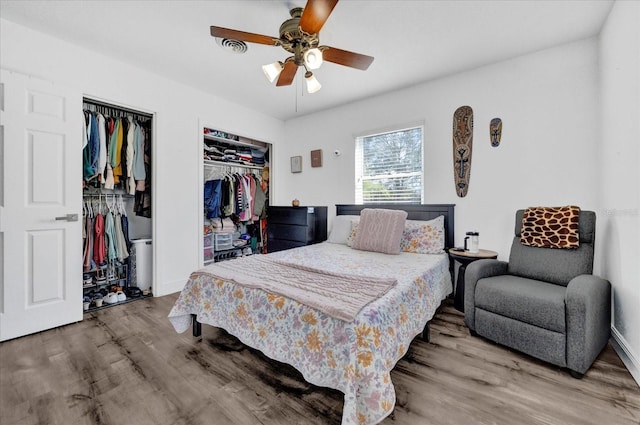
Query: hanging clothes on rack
104 207 118 263
119 118 129 192
125 117 135 195
204 179 222 219
253 174 267 219
97 113 107 183
238 174 253 222
82 103 152 218
133 122 146 191
111 117 123 186
119 195 132 249
221 175 233 217
103 117 114 189
83 112 100 182
81 99 152 310
83 202 94 273
134 124 152 218
203 164 266 223
114 211 129 261
93 203 106 266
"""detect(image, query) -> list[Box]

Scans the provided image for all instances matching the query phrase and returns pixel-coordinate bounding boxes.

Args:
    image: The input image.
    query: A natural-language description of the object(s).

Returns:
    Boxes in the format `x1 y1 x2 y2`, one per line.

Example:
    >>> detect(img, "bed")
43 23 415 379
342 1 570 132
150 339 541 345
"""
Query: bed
168 203 454 425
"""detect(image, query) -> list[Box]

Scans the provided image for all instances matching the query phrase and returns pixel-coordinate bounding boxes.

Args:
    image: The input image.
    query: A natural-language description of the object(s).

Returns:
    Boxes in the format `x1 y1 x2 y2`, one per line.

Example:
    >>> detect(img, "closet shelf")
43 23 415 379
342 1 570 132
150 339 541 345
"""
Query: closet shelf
82 280 124 289
204 133 268 149
84 293 153 314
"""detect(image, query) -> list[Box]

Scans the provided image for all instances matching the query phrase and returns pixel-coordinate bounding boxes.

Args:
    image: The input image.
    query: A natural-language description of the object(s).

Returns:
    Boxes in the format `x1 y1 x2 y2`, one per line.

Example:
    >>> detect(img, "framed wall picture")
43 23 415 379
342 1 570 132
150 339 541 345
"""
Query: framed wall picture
310 149 323 167
290 155 302 173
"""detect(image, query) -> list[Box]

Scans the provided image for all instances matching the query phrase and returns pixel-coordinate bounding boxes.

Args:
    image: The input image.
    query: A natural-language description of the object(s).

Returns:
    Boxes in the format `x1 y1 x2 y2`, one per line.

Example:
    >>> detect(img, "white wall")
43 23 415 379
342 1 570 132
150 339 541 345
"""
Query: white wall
598 0 640 382
0 19 284 296
279 38 600 260
2 4 637 383
278 11 640 382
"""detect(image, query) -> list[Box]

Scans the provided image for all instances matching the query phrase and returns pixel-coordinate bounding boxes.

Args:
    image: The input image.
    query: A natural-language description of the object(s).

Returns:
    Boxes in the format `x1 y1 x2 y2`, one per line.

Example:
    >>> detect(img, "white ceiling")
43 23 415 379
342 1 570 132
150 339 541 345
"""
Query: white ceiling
0 0 614 121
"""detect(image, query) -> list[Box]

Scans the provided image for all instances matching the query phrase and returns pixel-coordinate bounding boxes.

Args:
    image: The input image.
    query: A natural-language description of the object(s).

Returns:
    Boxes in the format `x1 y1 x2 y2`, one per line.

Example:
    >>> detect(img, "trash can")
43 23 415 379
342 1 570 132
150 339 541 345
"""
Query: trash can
130 238 152 291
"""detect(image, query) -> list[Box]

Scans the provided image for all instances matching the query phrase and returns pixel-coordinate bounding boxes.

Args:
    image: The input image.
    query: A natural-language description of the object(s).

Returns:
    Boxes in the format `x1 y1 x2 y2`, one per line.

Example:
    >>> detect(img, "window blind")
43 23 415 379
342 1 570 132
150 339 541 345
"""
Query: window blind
355 127 423 204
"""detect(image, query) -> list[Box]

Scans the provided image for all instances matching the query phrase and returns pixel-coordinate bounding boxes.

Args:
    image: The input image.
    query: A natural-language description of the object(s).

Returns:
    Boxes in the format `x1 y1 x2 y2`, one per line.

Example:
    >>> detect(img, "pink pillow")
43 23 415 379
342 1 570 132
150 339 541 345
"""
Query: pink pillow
352 209 408 254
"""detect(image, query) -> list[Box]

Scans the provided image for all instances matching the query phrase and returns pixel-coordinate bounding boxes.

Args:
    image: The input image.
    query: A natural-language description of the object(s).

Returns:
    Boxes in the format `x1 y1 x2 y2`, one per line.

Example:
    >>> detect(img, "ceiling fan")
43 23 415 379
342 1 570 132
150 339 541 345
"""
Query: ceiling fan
210 0 374 93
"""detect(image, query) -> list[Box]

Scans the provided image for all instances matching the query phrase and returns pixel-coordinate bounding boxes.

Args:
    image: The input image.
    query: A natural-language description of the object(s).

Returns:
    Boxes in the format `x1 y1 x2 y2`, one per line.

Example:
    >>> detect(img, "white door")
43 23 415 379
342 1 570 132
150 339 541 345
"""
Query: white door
0 69 83 341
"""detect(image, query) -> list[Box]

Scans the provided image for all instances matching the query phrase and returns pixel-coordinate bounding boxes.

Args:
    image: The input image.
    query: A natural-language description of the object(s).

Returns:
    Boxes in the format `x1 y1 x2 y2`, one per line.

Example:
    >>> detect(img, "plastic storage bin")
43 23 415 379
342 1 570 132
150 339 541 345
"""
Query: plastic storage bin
203 247 214 263
203 233 214 248
214 233 233 250
130 238 152 291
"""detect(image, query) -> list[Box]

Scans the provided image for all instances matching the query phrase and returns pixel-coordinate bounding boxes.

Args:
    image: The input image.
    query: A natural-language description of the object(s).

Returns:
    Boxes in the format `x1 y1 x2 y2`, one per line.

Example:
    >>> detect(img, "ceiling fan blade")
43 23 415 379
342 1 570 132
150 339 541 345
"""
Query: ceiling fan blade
210 26 278 46
276 61 298 86
299 0 339 34
321 46 374 70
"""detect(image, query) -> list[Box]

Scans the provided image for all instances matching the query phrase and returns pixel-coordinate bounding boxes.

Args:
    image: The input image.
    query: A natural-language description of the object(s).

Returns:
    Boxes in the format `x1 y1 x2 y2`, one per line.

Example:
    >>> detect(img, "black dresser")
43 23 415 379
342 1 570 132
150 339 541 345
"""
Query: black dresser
267 206 328 253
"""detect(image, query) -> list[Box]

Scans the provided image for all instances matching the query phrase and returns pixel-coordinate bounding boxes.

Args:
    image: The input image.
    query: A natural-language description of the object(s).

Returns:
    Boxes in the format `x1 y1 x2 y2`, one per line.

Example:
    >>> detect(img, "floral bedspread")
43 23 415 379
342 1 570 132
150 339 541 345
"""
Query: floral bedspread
168 242 452 425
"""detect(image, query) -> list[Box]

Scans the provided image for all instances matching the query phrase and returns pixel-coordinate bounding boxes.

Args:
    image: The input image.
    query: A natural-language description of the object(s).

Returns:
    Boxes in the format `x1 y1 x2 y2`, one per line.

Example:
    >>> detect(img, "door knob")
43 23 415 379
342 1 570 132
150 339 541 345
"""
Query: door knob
55 213 78 222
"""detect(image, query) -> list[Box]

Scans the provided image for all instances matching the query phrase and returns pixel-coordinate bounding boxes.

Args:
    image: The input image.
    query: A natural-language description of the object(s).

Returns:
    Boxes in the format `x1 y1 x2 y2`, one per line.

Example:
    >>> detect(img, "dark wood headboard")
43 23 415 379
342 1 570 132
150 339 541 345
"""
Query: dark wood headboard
336 204 455 249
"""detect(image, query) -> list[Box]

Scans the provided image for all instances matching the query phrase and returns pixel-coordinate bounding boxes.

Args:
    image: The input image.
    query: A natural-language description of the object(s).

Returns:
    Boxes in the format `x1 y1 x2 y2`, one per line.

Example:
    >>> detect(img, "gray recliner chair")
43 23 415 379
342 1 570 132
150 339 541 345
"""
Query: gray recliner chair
464 209 611 378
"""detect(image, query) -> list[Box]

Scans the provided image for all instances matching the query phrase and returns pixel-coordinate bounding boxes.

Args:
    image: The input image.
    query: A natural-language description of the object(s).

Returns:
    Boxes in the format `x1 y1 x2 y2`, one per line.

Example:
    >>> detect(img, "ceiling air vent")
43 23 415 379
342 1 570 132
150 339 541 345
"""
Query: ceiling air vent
215 37 248 54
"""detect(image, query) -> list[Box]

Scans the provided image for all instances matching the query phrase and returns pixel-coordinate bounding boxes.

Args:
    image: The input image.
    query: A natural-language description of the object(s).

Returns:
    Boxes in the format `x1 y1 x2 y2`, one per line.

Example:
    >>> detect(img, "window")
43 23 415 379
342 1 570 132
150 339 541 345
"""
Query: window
355 126 423 204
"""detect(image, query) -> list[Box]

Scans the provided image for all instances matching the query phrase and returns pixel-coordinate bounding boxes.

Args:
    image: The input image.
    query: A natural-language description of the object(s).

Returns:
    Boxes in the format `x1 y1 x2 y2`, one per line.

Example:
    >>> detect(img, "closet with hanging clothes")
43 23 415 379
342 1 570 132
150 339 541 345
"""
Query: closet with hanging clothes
82 99 153 312
202 127 270 264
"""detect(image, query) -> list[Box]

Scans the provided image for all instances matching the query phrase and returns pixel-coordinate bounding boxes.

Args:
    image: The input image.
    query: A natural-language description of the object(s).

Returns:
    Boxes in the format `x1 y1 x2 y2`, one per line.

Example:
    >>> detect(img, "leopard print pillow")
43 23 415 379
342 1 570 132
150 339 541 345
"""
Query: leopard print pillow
520 206 580 249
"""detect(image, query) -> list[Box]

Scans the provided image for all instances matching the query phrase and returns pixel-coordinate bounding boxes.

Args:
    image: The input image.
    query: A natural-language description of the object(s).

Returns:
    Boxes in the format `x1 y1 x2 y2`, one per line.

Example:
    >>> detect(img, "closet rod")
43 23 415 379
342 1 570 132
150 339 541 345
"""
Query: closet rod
83 105 151 123
83 98 153 120
82 193 134 198
204 160 264 171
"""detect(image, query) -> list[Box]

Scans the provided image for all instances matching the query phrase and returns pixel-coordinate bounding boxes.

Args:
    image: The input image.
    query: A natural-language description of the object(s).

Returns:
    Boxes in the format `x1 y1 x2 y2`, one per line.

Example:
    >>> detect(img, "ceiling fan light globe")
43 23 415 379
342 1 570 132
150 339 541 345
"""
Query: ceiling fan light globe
304 48 323 70
305 71 321 94
262 61 283 83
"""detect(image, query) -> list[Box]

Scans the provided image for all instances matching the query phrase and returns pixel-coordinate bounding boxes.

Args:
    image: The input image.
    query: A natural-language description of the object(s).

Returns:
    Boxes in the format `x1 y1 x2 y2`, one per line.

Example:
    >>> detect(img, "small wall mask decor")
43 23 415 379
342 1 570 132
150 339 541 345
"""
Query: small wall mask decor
490 118 502 147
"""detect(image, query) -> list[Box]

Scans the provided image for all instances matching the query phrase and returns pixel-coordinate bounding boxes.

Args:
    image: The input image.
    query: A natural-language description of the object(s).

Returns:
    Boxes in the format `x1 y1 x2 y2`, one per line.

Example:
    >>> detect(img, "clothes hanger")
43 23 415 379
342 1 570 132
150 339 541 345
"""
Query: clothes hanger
118 194 127 216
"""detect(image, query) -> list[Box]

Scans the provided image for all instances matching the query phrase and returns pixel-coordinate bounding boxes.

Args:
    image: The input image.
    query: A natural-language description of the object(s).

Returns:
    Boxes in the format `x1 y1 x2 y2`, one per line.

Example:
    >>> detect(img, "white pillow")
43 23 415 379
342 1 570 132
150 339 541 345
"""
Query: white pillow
327 215 361 244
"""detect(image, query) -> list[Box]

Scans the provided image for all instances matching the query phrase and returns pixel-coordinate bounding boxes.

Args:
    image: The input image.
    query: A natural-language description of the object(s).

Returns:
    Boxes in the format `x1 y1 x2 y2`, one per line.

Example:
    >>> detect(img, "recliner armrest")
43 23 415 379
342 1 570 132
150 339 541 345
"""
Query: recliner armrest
464 259 508 330
565 274 611 374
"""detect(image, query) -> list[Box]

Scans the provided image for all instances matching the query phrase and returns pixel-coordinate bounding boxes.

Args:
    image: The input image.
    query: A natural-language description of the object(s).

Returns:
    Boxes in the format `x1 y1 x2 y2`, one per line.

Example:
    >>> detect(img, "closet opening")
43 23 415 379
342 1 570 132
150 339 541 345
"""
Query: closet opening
202 127 271 265
82 98 154 312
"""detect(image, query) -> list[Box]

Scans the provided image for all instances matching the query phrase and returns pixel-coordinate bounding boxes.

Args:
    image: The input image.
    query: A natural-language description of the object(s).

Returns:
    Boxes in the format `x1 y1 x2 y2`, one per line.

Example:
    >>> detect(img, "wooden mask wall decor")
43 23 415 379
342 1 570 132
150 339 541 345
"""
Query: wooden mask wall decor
452 105 474 197
490 118 502 147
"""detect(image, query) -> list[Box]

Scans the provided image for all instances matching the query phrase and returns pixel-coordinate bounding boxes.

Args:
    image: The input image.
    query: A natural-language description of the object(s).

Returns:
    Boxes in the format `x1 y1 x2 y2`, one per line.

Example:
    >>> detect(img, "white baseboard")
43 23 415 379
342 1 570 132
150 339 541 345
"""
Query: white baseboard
610 326 640 386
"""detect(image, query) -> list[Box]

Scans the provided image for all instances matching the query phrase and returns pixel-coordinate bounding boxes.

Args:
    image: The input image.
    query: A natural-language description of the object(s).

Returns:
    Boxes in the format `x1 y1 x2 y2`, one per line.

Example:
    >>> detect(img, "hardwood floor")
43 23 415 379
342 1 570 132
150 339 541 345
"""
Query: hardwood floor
1 294 638 425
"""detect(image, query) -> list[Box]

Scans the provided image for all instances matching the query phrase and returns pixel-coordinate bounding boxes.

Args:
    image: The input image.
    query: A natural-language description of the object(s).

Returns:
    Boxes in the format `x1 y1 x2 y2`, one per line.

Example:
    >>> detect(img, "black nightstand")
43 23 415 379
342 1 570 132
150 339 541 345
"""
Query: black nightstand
448 248 498 312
